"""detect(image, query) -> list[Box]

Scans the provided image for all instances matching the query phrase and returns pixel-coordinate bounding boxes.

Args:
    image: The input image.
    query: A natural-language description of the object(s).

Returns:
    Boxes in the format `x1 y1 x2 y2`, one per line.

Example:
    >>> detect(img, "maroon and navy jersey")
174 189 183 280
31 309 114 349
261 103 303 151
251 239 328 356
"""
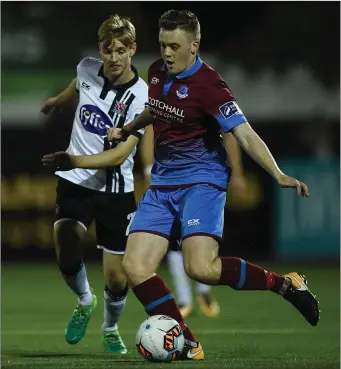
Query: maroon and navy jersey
147 56 247 190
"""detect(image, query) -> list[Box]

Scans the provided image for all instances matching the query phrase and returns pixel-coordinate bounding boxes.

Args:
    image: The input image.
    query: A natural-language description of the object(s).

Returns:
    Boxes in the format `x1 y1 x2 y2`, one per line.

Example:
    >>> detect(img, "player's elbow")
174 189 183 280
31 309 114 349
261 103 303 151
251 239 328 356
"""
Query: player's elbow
114 154 128 166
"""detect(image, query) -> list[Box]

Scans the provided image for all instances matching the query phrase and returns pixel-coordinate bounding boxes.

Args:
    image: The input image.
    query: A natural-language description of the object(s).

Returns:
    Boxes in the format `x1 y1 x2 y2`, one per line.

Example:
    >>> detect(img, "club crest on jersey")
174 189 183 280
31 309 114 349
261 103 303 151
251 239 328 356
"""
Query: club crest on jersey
219 101 242 120
113 101 128 117
79 104 113 136
176 85 189 99
151 77 159 85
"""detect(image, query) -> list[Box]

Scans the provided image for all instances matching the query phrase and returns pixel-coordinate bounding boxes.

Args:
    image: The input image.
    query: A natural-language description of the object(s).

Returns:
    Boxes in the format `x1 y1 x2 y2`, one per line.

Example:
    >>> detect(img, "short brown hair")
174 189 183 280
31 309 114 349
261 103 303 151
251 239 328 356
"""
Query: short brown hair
159 10 201 40
98 14 136 47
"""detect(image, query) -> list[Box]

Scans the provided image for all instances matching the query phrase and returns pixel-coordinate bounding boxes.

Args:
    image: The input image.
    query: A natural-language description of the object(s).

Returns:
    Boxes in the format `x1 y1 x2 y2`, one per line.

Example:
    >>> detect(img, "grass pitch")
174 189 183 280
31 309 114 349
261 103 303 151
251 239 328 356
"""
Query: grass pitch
2 261 339 368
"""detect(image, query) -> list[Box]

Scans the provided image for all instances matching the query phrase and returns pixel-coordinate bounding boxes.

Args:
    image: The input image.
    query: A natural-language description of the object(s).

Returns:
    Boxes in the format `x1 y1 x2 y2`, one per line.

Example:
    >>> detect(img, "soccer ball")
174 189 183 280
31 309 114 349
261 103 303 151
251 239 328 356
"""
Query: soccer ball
136 315 184 362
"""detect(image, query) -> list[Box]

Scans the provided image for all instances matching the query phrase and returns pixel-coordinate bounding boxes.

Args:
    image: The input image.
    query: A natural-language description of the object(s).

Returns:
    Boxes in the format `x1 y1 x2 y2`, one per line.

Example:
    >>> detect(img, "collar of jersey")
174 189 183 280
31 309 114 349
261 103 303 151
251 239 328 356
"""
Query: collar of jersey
161 55 203 79
98 65 139 91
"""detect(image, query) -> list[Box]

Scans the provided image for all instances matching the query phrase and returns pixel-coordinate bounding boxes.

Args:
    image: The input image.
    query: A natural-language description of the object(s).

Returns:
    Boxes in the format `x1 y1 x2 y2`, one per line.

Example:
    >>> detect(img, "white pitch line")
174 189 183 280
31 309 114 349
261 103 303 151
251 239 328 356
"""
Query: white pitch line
2 328 308 336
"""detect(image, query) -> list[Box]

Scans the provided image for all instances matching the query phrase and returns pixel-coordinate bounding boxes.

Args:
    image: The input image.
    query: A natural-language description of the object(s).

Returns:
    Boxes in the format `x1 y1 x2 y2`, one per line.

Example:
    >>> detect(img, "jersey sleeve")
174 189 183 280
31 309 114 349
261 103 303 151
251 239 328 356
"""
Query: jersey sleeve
76 57 98 92
203 75 247 133
76 64 81 91
76 58 88 91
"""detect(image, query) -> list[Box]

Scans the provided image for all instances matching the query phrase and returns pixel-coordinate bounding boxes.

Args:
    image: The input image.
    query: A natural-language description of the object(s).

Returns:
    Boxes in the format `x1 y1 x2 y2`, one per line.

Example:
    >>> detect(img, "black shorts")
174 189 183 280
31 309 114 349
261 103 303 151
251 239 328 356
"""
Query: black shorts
55 177 136 254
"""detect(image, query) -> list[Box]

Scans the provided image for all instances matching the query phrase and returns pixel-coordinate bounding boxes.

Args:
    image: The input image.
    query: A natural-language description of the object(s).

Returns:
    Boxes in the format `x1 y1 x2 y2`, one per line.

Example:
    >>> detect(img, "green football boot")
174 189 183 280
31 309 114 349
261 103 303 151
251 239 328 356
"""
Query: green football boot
102 330 128 354
65 294 97 344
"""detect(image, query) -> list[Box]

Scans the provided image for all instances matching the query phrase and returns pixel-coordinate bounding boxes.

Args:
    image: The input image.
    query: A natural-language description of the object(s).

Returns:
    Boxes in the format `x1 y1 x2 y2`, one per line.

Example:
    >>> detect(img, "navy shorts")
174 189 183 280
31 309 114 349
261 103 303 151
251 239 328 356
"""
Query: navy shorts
55 177 136 254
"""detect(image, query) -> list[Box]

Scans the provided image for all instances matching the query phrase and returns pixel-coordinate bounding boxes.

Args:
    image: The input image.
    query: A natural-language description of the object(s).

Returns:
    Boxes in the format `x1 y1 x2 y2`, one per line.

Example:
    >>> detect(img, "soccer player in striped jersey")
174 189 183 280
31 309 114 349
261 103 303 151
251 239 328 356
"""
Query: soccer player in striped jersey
108 9 320 360
41 14 148 354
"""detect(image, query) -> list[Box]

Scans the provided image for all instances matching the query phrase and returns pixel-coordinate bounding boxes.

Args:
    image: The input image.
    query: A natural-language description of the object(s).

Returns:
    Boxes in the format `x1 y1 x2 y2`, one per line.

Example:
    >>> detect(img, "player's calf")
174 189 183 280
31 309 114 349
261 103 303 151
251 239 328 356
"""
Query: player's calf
133 275 198 346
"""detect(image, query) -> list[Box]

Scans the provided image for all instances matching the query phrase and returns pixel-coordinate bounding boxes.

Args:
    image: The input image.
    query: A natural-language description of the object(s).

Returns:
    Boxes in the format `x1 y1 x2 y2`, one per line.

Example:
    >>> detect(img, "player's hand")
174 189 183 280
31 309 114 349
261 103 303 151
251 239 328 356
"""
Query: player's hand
40 97 60 115
277 174 310 197
107 128 127 142
42 151 75 171
229 174 247 199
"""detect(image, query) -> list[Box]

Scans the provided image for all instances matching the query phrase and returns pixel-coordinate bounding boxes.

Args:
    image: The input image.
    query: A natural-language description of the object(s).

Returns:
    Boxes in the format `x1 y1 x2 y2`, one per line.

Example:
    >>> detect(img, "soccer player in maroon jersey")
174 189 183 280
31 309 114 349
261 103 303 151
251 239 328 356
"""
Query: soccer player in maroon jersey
108 10 320 360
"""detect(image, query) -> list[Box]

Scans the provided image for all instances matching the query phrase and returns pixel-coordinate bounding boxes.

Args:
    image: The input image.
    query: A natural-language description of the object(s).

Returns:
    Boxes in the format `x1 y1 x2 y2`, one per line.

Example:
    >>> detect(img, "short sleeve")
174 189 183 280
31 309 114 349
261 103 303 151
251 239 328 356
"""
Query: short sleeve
203 76 247 132
76 58 87 91
76 57 98 92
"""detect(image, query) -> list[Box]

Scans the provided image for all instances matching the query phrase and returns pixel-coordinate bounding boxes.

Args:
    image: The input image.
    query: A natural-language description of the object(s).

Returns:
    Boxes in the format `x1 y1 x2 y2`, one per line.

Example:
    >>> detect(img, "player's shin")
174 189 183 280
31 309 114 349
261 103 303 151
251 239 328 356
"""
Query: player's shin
133 275 197 345
218 257 287 293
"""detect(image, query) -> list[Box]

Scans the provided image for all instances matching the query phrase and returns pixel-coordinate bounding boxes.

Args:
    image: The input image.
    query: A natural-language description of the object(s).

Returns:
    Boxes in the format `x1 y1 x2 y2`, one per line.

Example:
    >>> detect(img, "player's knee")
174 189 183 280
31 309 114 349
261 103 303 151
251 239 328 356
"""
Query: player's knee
105 281 127 296
184 261 211 284
54 220 85 263
122 255 149 285
104 266 127 291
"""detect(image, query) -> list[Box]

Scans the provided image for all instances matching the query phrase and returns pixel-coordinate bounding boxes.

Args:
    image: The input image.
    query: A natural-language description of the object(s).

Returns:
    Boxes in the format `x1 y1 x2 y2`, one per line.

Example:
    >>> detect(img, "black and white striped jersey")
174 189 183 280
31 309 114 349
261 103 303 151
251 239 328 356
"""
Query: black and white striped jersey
56 57 148 193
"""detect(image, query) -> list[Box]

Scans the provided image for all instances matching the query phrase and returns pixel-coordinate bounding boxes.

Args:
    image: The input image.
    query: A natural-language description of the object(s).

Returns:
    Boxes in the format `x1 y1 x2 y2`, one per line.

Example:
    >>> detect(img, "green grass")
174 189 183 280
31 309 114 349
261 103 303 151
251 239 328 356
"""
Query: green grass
2 262 340 368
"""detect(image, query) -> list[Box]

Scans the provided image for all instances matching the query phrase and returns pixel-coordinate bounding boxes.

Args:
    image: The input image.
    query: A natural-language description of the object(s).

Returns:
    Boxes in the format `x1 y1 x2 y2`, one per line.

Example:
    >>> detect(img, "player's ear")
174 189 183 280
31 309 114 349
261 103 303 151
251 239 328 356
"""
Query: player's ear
191 40 199 55
130 43 137 57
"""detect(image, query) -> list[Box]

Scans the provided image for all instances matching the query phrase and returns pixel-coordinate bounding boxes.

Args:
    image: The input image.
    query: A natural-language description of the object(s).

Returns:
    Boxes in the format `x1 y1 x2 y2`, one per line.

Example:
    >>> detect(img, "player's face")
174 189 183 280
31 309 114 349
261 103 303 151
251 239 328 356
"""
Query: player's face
159 29 199 75
99 38 136 82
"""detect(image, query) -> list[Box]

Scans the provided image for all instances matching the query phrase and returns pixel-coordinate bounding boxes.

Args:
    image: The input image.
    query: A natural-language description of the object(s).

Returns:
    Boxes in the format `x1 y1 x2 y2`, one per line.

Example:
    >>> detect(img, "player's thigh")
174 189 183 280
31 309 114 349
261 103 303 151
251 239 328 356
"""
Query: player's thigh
54 178 93 256
102 251 126 291
180 184 224 282
181 184 226 242
123 232 169 286
93 191 136 254
122 188 176 285
182 235 219 283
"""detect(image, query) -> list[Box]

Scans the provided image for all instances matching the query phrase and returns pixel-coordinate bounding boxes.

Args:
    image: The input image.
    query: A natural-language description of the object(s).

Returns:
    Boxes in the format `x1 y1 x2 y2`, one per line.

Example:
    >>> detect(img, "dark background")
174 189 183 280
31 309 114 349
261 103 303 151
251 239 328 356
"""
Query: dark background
1 1 340 262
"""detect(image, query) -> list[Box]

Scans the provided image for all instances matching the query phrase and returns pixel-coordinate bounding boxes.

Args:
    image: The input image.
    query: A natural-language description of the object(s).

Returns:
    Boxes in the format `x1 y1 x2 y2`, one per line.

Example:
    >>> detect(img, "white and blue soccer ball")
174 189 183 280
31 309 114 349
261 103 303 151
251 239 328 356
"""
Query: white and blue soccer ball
135 315 184 362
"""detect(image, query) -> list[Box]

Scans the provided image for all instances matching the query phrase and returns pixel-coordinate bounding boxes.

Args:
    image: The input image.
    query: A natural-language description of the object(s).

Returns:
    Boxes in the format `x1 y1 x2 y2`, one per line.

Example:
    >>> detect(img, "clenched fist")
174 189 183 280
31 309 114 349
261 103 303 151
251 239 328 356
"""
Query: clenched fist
107 128 129 142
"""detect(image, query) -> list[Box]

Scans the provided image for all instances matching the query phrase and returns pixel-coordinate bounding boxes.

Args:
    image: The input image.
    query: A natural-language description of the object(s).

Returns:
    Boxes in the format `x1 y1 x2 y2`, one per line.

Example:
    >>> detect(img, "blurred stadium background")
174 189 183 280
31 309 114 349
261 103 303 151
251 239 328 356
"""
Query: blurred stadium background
2 2 340 368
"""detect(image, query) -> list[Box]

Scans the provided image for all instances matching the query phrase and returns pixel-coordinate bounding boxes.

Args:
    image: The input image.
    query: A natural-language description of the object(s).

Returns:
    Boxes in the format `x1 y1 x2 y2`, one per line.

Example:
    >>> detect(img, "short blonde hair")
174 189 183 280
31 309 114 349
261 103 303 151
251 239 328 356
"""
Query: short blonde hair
98 14 136 47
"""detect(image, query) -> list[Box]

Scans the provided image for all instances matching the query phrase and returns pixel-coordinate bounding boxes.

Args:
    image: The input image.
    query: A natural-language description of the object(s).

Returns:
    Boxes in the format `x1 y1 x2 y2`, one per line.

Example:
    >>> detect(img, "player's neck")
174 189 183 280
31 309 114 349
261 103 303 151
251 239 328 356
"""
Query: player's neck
106 66 135 86
181 55 197 74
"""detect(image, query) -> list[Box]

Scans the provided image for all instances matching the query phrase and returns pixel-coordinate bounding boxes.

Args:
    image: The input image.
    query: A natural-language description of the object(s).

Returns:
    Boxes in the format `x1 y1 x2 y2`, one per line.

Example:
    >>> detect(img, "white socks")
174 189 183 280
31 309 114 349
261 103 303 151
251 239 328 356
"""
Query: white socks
196 281 211 295
102 288 127 332
61 263 93 306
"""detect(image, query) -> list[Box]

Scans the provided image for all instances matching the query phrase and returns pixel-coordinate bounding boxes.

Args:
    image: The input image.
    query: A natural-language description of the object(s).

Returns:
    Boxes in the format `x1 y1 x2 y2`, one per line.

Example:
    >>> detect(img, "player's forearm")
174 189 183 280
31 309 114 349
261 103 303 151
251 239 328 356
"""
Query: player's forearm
223 133 244 177
122 107 153 136
73 150 125 169
233 123 284 181
55 78 78 106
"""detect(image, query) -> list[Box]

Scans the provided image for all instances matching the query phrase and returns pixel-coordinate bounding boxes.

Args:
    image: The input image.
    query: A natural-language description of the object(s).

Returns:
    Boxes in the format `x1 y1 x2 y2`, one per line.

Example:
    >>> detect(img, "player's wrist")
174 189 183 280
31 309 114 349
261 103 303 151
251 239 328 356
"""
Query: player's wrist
273 171 285 183
121 127 131 140
72 155 82 168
